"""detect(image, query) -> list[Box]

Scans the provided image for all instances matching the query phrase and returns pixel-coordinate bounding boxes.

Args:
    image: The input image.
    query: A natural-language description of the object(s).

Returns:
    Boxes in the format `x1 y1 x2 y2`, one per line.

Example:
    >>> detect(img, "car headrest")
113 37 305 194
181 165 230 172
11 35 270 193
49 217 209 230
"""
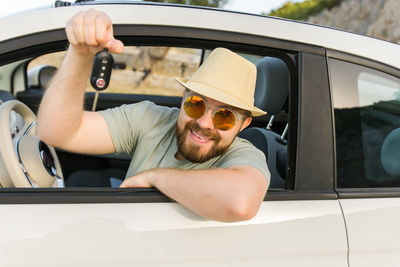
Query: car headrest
254 57 290 115
27 65 57 90
381 128 400 177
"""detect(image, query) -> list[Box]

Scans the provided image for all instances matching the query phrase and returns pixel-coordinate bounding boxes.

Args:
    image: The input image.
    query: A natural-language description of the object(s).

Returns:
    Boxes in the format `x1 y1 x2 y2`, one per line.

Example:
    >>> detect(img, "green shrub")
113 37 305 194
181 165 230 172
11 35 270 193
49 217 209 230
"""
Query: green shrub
267 0 344 20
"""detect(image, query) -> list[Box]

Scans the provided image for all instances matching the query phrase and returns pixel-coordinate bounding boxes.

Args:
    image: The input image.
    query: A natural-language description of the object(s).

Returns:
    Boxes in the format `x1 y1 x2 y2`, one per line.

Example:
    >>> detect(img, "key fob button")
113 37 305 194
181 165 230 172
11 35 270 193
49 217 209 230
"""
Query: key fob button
96 78 105 88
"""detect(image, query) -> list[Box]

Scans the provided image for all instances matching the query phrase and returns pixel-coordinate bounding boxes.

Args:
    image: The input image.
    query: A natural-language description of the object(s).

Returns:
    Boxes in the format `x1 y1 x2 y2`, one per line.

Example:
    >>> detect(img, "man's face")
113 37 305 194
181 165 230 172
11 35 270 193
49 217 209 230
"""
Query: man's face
175 91 251 163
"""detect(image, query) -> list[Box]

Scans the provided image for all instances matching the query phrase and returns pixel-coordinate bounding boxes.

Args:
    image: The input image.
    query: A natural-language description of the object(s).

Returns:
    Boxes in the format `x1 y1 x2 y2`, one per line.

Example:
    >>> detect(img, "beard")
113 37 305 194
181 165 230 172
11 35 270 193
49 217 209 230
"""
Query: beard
175 120 232 163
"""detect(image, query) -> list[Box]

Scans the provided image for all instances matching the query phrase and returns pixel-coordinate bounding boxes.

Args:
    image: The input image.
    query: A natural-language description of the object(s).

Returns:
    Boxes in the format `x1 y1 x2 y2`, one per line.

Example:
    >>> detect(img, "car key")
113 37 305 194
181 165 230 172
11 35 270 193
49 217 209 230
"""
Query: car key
90 48 114 111
90 48 114 90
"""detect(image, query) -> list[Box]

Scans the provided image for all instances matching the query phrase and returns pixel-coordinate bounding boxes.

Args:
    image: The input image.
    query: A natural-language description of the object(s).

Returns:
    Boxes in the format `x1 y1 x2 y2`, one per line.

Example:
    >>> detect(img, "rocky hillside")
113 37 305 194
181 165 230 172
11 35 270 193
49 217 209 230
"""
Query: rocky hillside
307 0 400 44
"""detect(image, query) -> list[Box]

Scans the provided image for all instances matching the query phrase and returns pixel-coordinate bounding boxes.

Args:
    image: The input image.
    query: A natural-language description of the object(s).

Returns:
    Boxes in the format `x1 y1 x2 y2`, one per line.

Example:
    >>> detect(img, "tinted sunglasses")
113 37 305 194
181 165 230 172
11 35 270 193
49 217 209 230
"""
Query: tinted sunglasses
183 92 244 131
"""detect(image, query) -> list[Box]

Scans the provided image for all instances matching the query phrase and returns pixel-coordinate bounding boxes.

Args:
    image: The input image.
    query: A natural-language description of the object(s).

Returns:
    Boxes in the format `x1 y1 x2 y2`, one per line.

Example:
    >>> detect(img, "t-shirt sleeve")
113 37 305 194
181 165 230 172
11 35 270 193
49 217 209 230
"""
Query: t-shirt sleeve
99 101 175 154
215 138 271 185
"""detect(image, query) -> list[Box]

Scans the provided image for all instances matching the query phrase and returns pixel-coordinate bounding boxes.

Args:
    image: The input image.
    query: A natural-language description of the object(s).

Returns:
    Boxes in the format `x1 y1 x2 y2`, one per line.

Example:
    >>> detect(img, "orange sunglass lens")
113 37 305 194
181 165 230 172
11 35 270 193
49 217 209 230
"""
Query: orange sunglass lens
213 108 236 131
184 96 206 119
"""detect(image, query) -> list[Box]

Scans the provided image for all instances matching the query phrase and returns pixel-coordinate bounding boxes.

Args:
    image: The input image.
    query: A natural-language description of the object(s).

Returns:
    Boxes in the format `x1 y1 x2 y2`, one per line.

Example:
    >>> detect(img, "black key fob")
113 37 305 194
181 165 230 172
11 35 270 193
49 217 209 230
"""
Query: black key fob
90 48 114 91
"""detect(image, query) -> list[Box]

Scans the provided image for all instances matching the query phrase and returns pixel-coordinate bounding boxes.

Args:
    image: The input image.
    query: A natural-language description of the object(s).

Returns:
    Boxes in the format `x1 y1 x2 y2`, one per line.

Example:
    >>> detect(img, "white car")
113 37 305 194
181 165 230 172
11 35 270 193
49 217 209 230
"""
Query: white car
0 1 399 266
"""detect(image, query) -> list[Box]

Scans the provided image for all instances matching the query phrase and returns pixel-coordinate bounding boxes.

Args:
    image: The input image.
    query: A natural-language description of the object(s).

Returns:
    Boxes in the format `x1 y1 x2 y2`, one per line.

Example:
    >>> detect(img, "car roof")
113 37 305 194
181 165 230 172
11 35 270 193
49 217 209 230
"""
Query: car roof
1 2 399 70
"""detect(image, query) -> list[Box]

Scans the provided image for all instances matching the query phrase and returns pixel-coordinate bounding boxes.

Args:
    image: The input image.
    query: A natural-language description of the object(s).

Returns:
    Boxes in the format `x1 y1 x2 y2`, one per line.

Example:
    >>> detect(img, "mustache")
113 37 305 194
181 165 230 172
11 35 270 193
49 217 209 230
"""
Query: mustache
185 121 221 142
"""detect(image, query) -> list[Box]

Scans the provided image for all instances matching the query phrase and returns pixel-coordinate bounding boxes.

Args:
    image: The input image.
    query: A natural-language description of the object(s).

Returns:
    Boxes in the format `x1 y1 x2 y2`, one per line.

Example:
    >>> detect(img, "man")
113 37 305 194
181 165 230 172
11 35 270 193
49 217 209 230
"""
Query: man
37 9 270 222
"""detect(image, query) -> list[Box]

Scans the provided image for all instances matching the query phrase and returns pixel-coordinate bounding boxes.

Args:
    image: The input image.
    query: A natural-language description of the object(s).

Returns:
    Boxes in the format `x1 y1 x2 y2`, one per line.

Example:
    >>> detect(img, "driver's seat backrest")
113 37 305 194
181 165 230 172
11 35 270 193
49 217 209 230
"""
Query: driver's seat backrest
239 57 290 188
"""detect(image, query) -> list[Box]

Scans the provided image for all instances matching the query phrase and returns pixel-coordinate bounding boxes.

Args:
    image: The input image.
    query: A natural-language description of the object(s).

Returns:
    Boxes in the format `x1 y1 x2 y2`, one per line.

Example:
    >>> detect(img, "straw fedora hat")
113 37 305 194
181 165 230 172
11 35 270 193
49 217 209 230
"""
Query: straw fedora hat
176 47 266 116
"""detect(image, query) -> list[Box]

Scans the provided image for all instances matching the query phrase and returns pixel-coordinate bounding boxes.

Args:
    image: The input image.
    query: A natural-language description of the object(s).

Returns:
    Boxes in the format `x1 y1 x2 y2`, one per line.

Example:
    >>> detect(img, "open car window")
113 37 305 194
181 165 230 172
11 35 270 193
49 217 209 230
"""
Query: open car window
20 44 292 192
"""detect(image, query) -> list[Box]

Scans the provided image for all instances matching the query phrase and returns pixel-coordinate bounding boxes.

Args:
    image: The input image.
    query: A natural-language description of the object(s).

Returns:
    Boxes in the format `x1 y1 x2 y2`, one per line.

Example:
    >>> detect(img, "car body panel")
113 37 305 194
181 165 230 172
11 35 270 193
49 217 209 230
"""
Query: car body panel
0 200 347 266
340 198 400 267
0 4 399 69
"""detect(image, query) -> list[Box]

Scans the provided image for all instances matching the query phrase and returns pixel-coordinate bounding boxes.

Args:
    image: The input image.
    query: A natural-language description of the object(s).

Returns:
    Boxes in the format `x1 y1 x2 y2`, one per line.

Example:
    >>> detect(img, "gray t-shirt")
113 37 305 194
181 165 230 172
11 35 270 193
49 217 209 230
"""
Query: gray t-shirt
100 101 270 184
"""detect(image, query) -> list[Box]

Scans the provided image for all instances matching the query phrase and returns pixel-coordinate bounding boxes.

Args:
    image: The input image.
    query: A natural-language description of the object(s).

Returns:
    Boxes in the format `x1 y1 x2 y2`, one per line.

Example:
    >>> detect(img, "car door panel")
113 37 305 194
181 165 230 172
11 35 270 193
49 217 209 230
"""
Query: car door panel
0 200 347 266
340 197 400 267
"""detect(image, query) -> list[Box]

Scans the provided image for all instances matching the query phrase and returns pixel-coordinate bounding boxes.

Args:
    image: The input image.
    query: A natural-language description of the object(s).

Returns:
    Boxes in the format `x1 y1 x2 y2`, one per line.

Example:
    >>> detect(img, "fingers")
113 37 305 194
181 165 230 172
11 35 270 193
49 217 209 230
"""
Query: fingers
107 39 125 54
119 178 139 188
66 11 85 46
119 175 152 188
95 11 111 47
119 180 129 188
83 9 98 46
65 9 124 54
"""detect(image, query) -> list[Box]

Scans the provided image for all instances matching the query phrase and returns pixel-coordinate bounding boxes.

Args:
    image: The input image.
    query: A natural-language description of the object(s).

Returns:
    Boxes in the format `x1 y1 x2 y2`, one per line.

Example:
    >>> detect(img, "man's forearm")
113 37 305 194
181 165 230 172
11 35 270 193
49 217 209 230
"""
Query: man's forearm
37 47 93 146
121 166 268 222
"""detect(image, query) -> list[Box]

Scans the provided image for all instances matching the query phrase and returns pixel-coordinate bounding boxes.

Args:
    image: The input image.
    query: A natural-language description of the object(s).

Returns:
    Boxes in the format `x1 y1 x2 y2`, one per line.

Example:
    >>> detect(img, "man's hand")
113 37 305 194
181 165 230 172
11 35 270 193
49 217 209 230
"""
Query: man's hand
120 171 155 188
65 8 124 56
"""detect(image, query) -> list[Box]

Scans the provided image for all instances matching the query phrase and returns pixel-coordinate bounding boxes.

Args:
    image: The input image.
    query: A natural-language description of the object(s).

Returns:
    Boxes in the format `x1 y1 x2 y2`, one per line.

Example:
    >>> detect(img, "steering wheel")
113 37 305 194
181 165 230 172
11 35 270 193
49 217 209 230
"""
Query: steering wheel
0 100 64 187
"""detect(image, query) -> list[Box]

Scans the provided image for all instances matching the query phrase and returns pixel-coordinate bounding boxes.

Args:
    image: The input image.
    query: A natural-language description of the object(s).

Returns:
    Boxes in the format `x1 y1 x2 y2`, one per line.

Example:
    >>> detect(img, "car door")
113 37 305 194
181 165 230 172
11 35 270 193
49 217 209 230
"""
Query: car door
0 196 346 267
0 18 348 267
329 54 400 267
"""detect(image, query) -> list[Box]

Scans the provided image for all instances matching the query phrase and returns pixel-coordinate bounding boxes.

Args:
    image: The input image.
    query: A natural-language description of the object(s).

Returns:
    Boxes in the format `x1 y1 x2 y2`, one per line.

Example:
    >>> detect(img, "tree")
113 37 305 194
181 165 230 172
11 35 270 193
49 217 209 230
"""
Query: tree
143 0 229 8
265 0 343 21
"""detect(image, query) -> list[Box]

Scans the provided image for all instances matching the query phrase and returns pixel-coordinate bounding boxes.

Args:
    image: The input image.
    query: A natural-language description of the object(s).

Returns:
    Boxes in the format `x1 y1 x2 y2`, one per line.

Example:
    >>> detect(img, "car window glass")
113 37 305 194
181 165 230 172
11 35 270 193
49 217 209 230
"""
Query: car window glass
330 58 400 188
27 46 202 97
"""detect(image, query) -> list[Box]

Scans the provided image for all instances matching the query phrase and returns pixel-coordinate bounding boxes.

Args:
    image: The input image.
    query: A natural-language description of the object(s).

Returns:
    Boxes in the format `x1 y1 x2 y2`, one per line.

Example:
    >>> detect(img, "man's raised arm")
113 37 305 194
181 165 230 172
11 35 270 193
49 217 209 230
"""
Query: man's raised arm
37 9 124 154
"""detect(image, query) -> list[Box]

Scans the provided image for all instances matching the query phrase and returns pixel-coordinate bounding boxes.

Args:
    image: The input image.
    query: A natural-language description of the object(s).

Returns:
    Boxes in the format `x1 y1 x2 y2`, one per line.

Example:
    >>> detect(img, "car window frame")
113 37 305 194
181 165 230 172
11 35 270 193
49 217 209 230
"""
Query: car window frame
0 24 342 203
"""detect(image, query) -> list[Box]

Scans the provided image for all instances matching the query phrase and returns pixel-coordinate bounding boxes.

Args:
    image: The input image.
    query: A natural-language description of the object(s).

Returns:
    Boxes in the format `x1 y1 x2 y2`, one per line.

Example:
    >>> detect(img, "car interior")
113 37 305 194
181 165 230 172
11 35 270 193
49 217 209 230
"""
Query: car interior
0 44 294 190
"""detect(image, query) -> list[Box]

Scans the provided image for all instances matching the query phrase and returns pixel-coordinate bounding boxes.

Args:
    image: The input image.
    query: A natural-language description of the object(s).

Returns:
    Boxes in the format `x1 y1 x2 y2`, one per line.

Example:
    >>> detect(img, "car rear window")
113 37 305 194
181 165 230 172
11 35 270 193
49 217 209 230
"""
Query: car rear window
330 58 400 188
